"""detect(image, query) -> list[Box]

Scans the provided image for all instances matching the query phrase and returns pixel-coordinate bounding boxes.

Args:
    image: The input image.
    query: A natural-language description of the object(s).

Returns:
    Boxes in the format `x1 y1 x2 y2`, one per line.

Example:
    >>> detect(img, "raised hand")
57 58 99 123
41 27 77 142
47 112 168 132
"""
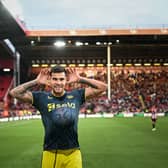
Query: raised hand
66 68 80 84
36 68 51 86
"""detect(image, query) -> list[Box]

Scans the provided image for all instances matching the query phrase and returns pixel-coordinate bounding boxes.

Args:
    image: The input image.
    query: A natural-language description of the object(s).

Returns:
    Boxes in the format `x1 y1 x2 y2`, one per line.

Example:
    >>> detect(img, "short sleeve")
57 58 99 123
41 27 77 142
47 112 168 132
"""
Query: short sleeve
32 91 43 110
76 88 85 105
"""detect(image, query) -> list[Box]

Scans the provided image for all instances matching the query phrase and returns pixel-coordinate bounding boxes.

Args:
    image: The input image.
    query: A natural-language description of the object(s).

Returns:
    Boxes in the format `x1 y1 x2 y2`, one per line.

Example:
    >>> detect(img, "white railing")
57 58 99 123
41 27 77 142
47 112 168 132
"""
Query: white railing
3 77 14 102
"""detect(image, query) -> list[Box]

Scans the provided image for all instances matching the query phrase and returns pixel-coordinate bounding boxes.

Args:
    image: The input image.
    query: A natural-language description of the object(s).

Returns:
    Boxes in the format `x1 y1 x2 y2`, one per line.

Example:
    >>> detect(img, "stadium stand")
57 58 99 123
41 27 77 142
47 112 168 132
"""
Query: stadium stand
6 66 168 118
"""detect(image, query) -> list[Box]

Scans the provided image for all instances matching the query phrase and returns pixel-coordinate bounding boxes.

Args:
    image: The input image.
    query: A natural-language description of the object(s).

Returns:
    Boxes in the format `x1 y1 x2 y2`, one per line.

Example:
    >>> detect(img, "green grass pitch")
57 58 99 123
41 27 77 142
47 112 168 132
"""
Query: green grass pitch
0 117 168 168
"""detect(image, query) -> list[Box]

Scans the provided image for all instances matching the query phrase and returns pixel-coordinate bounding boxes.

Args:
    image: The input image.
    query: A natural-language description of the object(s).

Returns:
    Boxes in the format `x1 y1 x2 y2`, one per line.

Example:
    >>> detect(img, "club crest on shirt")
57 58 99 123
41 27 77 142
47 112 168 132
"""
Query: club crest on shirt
48 96 53 99
67 95 74 99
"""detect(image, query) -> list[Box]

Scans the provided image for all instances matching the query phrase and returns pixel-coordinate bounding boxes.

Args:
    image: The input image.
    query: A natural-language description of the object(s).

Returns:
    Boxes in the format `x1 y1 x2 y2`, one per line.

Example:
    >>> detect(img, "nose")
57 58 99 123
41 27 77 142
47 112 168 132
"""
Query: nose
55 80 61 85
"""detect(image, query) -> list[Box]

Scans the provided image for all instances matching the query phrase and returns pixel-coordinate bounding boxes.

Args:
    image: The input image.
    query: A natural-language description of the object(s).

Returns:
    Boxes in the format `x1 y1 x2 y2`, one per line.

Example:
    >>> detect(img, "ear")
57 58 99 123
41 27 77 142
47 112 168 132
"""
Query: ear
47 75 51 80
46 80 51 86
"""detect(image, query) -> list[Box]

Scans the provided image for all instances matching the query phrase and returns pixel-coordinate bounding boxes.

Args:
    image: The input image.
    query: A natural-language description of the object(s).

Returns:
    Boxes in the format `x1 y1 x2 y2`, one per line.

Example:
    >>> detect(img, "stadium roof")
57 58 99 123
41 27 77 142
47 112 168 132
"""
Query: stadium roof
0 1 168 68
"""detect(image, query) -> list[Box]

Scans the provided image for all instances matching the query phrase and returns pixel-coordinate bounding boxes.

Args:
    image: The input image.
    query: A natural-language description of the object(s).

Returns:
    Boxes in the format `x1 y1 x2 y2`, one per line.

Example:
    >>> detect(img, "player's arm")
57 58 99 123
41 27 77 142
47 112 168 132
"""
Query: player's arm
9 68 50 103
79 77 107 99
66 68 107 100
9 80 38 103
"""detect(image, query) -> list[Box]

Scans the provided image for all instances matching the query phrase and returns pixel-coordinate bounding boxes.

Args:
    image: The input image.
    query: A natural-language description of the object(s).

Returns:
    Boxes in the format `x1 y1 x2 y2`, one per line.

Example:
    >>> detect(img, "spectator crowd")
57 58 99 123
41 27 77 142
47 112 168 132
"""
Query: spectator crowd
1 66 168 117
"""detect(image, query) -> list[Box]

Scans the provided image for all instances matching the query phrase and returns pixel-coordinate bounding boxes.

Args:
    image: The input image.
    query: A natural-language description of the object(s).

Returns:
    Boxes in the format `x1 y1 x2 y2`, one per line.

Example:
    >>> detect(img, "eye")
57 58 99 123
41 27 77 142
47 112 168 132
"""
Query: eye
52 78 57 81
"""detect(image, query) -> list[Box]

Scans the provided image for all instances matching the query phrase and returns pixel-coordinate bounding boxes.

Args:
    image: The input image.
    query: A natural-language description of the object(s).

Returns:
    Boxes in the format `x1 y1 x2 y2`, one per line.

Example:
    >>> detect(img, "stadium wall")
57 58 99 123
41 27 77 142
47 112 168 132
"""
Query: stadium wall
0 112 166 122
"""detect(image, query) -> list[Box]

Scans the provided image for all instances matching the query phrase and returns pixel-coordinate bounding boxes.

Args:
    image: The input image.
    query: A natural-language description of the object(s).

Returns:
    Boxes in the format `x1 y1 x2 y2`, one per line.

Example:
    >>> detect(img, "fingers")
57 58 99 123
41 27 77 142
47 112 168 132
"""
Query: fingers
38 68 51 82
66 67 76 74
40 68 50 75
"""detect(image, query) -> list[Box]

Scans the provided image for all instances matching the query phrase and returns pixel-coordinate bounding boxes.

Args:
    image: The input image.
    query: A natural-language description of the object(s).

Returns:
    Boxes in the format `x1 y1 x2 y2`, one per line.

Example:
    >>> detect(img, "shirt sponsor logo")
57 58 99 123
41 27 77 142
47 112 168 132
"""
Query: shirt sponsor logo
47 102 75 112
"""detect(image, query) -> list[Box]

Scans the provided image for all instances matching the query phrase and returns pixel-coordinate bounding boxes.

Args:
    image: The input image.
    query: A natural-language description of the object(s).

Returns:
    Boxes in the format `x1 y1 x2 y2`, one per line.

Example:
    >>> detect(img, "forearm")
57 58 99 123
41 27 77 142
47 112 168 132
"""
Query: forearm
9 79 39 102
78 77 107 91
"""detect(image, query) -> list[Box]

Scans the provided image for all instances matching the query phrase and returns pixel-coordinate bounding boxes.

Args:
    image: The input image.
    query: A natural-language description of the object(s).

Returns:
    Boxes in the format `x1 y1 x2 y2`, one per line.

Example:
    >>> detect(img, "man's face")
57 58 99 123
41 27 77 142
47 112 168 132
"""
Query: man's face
50 72 66 96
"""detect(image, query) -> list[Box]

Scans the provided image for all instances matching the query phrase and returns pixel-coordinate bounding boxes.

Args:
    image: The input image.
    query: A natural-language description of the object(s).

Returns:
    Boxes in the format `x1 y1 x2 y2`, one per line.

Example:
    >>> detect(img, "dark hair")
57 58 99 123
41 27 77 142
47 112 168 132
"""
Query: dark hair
50 65 66 74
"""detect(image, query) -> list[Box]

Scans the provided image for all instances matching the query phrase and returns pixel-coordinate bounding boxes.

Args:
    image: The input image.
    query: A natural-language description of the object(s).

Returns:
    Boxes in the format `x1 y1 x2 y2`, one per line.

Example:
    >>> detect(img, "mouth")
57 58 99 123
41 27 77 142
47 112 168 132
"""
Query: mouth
53 86 63 91
54 86 62 89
